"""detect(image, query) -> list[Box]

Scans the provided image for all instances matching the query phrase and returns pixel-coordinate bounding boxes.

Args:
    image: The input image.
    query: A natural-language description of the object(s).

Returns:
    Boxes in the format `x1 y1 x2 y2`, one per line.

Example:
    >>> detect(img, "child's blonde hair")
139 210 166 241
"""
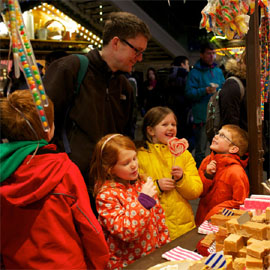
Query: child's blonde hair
223 124 248 157
90 134 137 196
142 106 177 143
0 90 54 141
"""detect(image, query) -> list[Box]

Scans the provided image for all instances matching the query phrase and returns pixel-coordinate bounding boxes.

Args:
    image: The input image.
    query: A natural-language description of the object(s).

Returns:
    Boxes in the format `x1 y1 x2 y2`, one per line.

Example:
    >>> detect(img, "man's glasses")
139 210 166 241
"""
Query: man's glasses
215 131 237 146
121 39 144 57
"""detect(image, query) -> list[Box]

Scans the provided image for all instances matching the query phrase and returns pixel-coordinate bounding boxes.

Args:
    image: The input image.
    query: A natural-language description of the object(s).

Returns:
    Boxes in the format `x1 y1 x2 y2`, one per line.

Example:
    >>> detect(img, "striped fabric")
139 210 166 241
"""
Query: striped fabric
205 251 226 269
162 246 203 261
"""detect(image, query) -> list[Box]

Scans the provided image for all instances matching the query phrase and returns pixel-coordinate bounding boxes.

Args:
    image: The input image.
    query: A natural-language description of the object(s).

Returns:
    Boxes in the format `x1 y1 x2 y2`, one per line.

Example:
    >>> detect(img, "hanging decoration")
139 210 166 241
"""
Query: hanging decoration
200 0 256 40
259 0 270 119
1 0 49 132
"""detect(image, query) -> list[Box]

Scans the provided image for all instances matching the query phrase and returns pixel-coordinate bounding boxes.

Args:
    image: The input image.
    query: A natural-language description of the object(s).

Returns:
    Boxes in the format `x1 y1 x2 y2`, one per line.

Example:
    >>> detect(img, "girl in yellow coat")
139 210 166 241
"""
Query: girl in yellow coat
137 106 203 240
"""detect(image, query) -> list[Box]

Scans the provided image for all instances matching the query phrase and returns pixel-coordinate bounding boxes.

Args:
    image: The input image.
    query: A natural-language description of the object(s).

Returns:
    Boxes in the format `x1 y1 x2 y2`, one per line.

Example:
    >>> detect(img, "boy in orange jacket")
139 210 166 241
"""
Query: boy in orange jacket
195 124 249 226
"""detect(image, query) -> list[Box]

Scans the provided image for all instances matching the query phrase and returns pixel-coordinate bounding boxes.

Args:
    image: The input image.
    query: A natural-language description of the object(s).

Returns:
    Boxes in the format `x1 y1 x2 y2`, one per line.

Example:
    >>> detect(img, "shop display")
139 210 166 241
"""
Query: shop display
259 0 270 119
200 0 255 40
1 0 49 132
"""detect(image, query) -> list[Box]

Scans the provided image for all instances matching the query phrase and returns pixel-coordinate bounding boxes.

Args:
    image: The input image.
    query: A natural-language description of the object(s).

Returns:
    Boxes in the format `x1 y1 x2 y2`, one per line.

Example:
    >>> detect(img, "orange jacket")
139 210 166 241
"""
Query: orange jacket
195 152 249 226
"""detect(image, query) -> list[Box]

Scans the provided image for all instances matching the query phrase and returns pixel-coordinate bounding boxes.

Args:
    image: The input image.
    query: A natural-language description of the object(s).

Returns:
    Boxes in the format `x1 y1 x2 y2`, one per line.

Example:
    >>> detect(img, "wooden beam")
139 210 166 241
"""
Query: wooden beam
246 1 264 194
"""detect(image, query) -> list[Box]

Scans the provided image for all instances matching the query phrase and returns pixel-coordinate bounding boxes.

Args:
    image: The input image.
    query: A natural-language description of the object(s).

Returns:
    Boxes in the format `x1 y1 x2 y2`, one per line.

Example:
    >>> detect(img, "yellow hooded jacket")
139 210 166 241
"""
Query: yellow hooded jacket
138 142 203 240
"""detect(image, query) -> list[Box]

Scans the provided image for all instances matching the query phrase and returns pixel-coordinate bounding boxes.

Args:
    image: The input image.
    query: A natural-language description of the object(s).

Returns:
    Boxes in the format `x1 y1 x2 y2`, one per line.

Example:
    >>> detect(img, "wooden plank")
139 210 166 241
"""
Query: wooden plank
246 1 264 194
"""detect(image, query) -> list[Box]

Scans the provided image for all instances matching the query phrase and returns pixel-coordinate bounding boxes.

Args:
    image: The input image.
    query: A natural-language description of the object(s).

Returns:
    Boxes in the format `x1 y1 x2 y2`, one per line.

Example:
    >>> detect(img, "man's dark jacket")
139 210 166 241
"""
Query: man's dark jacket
43 49 134 186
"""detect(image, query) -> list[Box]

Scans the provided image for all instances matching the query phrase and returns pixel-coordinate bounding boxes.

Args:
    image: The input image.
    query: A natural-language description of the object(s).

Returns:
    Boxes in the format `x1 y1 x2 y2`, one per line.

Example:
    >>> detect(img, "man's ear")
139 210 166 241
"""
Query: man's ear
111 36 120 50
229 145 239 154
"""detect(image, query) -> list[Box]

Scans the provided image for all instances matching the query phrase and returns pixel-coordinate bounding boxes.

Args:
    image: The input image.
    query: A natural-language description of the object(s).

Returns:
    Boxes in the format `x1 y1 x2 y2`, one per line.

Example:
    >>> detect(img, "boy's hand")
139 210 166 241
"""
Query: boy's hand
141 177 157 198
206 160 217 175
171 166 183 181
158 178 176 191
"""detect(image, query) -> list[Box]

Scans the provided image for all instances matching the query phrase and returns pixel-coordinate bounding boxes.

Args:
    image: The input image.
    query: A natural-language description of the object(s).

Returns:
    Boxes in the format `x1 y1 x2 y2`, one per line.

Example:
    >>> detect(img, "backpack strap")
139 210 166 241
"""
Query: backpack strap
75 54 89 95
229 76 245 100
62 54 89 154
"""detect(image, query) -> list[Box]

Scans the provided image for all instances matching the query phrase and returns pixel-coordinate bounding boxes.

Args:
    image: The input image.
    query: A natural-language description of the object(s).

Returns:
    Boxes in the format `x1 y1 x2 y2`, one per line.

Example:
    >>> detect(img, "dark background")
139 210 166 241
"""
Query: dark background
135 0 209 51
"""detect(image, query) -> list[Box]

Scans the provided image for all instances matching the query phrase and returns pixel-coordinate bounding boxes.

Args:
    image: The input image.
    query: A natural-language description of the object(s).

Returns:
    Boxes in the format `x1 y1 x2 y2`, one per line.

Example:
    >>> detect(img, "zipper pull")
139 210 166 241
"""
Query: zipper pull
106 88 109 101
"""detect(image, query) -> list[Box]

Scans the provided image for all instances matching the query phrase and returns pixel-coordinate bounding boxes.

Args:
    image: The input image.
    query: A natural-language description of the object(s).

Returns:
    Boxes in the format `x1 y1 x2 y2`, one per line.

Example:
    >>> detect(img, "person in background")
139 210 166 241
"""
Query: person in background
0 90 109 269
43 12 151 214
91 134 170 269
166 55 194 150
195 124 249 226
219 51 247 131
137 106 203 240
185 42 225 168
141 67 163 114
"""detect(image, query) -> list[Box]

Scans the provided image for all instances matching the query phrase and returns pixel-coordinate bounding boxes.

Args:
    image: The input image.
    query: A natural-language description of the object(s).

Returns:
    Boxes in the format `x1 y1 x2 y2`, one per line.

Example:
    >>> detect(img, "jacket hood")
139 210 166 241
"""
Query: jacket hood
0 144 71 207
210 151 249 169
0 140 48 182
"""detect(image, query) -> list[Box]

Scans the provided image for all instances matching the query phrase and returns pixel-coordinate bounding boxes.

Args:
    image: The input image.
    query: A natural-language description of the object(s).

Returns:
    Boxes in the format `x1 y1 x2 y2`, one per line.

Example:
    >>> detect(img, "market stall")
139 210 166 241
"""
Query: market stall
125 228 204 269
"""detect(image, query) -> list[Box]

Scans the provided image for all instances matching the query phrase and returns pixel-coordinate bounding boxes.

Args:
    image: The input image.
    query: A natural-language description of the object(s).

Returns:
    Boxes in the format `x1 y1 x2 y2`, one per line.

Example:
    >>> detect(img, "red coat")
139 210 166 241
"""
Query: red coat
1 144 109 270
195 152 249 226
96 180 170 270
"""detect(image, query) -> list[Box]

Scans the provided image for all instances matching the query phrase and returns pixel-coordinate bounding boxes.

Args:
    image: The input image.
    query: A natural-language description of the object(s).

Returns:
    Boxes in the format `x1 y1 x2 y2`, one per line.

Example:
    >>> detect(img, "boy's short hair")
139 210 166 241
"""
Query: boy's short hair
172 56 188 66
223 124 248 157
102 11 151 46
0 90 54 142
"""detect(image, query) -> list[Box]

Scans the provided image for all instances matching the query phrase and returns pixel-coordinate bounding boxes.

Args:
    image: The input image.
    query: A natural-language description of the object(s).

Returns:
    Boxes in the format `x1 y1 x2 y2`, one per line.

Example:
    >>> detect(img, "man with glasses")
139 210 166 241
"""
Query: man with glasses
195 124 249 226
185 42 225 168
44 12 150 214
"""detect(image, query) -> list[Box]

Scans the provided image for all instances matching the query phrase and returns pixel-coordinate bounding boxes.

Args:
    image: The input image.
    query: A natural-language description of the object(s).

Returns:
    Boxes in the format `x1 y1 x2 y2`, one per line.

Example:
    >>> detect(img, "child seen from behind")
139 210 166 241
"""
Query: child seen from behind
137 106 203 240
0 90 109 269
195 124 249 226
90 134 170 270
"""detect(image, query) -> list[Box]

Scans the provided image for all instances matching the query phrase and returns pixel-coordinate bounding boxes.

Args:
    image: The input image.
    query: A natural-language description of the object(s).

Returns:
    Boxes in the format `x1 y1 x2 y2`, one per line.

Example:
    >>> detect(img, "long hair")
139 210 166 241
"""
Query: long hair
90 134 137 196
142 106 177 143
0 90 54 141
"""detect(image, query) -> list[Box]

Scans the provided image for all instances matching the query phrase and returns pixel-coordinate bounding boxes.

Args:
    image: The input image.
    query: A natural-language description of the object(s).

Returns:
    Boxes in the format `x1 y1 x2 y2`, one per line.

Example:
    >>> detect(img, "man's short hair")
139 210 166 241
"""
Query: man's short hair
172 56 188 66
102 12 151 46
223 124 248 157
200 41 215 53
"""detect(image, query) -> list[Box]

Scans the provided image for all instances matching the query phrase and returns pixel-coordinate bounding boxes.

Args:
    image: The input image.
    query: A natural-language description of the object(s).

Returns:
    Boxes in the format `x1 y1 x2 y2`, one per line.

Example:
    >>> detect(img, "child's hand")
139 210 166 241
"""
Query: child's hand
206 160 217 175
141 178 157 198
158 178 175 191
171 166 183 181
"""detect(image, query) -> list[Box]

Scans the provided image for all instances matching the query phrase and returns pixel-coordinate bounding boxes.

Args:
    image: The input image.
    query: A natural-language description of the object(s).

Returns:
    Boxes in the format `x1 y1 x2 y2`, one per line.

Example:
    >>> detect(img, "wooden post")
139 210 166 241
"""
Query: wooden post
246 1 264 194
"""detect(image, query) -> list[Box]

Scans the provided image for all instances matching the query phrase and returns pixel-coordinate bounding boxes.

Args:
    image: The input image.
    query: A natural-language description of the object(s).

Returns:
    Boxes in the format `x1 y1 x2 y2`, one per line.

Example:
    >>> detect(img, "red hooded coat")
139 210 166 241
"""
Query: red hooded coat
195 152 249 226
1 144 109 269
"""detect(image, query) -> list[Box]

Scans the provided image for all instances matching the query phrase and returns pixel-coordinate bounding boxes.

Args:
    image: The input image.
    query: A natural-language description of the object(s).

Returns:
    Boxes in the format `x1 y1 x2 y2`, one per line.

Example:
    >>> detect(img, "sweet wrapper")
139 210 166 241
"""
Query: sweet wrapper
198 220 219 234
162 246 203 262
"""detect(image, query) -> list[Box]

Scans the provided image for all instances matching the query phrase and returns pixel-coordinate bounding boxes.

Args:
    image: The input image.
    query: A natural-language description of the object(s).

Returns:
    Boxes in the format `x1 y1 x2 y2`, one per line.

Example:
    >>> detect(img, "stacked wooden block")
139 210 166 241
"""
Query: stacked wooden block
211 208 270 270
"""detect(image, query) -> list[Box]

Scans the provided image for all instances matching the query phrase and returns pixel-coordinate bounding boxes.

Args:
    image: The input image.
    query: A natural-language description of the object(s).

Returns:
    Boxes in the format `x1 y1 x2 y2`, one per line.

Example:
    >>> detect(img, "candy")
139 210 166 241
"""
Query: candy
1 0 50 132
167 137 189 157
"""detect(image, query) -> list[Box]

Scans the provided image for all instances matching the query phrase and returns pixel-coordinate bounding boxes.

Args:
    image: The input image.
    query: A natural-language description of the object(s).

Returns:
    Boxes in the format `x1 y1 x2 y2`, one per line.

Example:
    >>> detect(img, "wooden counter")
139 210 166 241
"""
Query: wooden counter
125 228 204 269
